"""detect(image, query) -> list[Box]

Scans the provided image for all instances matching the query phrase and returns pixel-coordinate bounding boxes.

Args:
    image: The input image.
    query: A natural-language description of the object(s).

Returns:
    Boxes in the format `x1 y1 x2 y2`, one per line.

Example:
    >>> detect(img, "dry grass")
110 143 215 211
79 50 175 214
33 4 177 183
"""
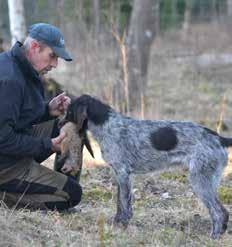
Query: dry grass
3 22 232 246
0 145 231 247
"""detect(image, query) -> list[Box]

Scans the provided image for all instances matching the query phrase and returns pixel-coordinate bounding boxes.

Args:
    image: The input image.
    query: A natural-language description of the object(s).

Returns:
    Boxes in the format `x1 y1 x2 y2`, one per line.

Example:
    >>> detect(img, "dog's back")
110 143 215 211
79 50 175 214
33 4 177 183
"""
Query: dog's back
91 113 227 174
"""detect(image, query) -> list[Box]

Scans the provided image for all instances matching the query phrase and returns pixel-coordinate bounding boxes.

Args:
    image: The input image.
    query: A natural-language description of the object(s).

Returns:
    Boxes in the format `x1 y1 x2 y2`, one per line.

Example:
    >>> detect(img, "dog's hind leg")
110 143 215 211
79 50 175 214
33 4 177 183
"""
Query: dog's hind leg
113 168 133 227
188 156 229 239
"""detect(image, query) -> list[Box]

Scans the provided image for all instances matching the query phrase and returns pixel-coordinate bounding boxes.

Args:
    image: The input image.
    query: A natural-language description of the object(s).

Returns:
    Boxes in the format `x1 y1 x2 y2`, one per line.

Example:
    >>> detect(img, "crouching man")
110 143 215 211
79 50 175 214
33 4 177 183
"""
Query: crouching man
0 23 81 211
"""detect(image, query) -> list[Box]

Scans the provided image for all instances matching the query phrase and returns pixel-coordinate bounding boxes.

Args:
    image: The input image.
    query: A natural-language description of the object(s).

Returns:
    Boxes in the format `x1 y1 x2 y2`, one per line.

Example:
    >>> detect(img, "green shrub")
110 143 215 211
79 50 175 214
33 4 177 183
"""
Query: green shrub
159 171 187 183
83 187 112 203
218 186 232 204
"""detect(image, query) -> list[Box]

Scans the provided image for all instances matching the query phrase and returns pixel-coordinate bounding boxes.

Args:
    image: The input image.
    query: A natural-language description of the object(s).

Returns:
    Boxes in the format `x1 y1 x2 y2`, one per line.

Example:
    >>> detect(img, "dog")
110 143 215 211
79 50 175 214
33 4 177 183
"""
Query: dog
63 94 231 239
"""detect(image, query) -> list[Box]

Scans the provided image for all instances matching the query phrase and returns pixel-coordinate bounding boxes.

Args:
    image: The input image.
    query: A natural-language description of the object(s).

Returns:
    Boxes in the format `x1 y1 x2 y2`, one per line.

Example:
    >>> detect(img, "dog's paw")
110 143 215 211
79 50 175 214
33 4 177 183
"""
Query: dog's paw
113 215 129 229
210 209 229 239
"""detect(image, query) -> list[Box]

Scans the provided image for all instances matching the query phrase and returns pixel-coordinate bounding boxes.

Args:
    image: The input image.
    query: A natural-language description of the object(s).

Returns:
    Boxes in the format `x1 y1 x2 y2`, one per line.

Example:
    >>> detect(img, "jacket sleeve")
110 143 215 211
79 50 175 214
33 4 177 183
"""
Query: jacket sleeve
0 79 52 157
37 102 56 123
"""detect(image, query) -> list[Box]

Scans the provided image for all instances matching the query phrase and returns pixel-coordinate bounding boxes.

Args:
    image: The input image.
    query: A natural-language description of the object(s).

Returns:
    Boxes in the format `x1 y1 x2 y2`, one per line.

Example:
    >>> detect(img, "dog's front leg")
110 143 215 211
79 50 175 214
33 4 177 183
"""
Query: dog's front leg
113 169 133 228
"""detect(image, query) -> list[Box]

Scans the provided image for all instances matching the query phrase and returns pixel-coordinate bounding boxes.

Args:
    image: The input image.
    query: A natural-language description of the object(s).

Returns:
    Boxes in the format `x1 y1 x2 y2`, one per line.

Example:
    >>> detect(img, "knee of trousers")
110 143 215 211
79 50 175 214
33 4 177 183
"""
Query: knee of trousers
63 177 82 206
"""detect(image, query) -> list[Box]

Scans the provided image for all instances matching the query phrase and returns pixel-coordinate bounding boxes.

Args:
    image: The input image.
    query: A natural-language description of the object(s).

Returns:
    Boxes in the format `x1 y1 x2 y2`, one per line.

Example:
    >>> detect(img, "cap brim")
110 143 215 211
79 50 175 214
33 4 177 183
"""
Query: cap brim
52 46 72 61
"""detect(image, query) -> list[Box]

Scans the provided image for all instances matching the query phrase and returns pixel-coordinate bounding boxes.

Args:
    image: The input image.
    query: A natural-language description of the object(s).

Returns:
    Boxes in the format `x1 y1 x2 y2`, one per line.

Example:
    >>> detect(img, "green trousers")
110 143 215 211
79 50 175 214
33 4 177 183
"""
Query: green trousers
0 121 82 210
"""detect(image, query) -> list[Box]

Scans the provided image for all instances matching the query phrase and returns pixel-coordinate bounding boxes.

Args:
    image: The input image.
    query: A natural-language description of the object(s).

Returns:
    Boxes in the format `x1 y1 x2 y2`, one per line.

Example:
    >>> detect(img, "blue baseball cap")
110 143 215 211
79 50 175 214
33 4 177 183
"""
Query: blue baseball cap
28 23 72 61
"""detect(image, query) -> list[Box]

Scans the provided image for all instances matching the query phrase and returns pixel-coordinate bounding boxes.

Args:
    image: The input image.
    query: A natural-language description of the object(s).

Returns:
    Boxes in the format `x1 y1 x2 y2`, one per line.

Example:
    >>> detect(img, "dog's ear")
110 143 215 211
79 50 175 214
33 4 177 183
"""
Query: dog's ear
83 132 94 158
74 105 87 131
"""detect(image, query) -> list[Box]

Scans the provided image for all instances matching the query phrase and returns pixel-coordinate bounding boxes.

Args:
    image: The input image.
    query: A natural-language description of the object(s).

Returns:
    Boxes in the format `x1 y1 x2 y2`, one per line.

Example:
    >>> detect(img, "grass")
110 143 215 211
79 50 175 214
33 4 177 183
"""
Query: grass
219 186 232 204
82 186 113 203
3 106 232 244
1 157 232 246
159 171 188 184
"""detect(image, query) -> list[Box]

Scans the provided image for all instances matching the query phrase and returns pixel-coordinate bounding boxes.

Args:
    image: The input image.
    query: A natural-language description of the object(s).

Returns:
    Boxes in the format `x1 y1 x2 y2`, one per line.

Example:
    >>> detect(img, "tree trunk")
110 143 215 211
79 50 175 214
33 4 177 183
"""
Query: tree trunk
182 0 192 41
74 0 84 21
8 0 26 45
92 0 100 40
210 0 217 22
126 0 157 113
171 0 178 26
227 0 232 16
0 2 4 40
74 0 88 41
56 0 65 28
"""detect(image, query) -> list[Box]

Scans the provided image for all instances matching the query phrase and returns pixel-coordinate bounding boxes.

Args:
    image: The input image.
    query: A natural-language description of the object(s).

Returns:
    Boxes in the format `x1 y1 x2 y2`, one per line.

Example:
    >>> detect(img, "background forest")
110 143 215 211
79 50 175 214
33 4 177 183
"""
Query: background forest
2 1 232 246
2 0 232 129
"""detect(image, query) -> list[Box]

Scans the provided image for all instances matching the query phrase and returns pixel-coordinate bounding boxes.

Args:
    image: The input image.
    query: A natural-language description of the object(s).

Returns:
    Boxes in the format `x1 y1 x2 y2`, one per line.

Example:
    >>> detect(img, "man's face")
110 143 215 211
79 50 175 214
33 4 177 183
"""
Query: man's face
29 41 59 75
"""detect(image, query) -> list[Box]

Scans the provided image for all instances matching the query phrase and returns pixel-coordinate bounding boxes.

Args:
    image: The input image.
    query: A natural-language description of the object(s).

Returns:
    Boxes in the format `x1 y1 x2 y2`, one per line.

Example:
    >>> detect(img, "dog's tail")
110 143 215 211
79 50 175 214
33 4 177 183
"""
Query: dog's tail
220 137 232 147
203 127 232 147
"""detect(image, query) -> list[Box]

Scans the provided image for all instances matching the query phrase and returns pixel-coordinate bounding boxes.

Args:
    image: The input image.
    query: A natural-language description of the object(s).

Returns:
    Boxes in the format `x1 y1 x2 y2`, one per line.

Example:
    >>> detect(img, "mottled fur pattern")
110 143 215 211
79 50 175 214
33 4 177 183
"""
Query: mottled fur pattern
60 122 83 176
65 94 231 239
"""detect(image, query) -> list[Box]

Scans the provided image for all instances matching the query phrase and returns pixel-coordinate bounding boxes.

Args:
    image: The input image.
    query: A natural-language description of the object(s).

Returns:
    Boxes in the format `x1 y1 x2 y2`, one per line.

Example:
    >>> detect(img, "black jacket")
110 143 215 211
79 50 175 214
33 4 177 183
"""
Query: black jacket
0 42 53 169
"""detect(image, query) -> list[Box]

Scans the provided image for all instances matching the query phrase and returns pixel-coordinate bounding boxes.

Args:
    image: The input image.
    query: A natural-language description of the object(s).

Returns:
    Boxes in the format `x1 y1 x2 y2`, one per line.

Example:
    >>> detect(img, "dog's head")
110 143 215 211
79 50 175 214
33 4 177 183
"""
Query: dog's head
59 95 89 131
60 94 112 158
65 96 88 131
66 94 111 126
59 95 97 158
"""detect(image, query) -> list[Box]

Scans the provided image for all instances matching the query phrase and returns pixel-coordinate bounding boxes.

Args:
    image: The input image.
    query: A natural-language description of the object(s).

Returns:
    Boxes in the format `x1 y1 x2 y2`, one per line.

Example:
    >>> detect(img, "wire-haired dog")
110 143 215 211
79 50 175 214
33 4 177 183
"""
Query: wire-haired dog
64 94 231 239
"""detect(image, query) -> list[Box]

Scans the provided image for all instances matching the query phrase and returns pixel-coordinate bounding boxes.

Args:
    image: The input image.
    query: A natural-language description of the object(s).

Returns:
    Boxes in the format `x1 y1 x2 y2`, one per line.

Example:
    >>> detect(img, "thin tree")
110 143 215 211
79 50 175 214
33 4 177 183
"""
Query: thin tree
182 0 192 41
126 0 157 114
227 0 232 16
56 0 65 28
92 0 100 40
8 0 26 45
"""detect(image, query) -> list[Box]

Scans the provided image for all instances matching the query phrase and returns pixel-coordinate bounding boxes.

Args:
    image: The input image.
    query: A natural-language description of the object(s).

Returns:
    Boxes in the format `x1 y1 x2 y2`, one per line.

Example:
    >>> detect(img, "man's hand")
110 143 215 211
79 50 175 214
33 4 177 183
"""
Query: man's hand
61 163 74 174
51 132 66 152
49 92 71 117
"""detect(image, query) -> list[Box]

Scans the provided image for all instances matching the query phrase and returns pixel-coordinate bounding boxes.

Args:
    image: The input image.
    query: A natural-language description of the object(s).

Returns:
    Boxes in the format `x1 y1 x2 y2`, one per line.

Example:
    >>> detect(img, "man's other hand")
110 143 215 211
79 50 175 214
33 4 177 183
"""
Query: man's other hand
49 92 71 117
61 163 74 174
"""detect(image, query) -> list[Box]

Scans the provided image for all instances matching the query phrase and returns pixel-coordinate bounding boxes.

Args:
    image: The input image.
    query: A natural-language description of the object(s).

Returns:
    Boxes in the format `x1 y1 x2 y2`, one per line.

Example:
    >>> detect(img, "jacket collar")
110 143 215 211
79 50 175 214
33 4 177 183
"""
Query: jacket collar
11 41 41 83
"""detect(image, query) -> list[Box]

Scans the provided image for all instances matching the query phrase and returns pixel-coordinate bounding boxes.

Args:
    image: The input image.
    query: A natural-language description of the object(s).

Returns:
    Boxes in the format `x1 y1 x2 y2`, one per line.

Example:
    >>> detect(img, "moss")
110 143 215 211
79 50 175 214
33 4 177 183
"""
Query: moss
218 186 232 204
159 171 187 184
82 187 112 203
134 196 157 209
97 212 113 246
158 227 181 246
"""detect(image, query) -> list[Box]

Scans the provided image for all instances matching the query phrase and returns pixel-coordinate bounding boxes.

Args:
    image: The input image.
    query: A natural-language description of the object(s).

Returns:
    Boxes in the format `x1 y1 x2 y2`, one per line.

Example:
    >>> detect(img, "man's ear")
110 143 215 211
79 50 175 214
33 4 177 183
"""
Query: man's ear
30 40 39 50
30 40 44 53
